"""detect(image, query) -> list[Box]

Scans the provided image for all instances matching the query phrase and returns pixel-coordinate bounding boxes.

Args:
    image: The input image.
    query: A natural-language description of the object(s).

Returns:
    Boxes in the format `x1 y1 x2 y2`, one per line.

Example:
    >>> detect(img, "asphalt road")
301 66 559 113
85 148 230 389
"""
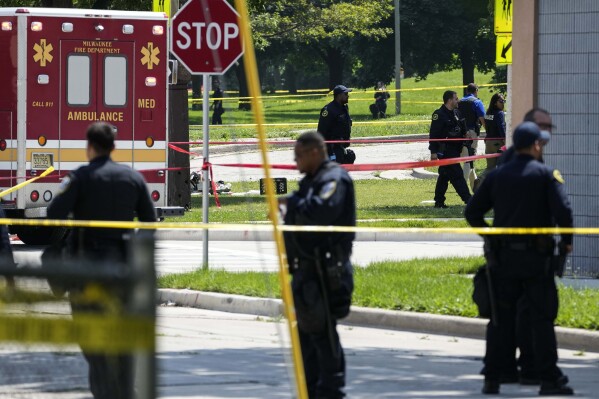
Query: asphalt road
190 141 484 182
11 240 484 276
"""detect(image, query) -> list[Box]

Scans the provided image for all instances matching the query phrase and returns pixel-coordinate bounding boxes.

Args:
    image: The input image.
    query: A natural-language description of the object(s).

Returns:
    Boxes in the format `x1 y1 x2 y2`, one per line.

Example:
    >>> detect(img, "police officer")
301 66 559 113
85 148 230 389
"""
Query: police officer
317 85 355 164
373 81 391 118
429 90 472 208
0 207 15 292
279 131 355 399
48 122 156 399
465 122 574 396
458 83 486 189
211 80 224 125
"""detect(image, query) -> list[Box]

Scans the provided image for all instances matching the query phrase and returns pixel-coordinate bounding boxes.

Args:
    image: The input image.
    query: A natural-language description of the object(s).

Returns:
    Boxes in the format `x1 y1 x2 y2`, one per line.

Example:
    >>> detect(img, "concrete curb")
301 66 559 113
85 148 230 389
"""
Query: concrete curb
157 289 599 352
411 167 438 179
155 229 482 242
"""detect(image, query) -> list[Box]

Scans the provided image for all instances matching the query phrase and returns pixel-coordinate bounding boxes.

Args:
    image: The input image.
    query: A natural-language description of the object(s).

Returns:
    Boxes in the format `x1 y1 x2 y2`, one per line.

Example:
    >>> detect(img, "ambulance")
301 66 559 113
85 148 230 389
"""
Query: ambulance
0 7 181 244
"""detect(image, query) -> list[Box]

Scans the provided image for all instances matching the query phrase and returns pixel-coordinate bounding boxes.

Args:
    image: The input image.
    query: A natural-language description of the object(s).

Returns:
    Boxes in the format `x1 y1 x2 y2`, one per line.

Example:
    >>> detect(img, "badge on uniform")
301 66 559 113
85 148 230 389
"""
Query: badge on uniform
321 109 329 117
553 169 565 184
432 113 438 120
57 176 72 195
319 181 337 200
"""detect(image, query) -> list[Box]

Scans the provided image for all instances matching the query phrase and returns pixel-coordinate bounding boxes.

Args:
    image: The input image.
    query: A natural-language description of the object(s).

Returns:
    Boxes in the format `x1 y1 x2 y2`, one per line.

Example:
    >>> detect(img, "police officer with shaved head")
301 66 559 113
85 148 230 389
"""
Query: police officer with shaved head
317 85 355 164
429 90 472 208
465 122 574 396
279 131 355 399
48 122 156 399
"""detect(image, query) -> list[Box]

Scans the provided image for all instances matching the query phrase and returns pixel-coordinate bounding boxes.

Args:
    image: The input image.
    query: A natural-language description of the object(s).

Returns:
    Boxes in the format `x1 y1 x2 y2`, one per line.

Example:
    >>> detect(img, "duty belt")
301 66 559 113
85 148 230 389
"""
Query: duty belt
496 237 554 253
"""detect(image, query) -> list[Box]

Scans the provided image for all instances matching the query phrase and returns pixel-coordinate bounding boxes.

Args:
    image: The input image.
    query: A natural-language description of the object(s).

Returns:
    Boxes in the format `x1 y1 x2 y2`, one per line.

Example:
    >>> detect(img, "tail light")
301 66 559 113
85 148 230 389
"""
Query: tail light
0 139 6 151
151 191 160 202
30 191 39 202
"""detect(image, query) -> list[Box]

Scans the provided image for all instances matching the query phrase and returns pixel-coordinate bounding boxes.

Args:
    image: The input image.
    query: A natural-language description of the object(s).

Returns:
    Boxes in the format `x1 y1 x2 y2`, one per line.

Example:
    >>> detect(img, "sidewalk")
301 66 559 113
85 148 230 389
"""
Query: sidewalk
158 289 599 353
157 306 599 399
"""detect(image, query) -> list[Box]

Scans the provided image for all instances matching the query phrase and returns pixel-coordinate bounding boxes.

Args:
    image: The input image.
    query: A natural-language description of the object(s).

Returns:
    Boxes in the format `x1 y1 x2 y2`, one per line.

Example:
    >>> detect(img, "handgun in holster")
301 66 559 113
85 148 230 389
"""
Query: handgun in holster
551 241 569 278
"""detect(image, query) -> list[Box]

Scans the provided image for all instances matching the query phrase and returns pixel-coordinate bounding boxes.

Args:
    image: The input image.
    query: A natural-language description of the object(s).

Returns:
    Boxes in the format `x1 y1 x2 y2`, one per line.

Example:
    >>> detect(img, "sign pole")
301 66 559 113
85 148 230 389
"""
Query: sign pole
202 73 210 269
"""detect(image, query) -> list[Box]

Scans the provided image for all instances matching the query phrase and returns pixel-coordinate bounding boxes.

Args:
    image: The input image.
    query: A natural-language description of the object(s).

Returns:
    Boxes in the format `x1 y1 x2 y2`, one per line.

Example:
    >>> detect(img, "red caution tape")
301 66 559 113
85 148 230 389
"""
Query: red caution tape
214 153 501 172
201 160 221 208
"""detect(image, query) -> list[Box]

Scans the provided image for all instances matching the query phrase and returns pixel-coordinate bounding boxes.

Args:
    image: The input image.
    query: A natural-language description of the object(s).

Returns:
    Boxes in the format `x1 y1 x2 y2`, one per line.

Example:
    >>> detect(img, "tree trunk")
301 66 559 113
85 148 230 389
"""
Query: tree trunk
284 63 297 94
324 47 345 90
460 47 475 96
235 58 251 111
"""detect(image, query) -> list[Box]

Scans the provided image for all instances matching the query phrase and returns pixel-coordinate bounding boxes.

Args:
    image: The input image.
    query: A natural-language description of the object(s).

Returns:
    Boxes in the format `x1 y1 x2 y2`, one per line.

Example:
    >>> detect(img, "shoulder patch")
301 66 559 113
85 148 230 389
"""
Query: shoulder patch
432 113 439 121
57 175 72 195
553 169 565 184
319 181 337 200
321 109 329 117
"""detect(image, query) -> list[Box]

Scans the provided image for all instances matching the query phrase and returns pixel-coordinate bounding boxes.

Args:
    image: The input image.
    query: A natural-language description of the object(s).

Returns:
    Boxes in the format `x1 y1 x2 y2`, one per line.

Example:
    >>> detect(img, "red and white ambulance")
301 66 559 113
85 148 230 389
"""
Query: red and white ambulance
0 7 179 244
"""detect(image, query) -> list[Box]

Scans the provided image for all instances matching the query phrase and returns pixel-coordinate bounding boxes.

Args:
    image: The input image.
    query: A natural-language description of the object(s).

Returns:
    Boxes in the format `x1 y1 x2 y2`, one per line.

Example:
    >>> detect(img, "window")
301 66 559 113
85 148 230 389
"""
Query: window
104 56 127 107
67 55 90 106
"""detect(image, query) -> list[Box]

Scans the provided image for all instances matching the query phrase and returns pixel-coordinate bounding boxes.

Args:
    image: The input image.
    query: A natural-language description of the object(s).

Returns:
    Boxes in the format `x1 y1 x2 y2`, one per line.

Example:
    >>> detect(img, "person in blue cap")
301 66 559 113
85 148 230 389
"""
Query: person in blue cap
465 121 574 396
317 85 355 164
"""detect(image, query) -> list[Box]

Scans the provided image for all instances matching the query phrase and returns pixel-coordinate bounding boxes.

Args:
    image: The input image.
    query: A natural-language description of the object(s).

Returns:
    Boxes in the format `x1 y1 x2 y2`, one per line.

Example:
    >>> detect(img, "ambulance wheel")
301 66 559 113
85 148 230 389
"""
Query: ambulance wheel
10 226 66 246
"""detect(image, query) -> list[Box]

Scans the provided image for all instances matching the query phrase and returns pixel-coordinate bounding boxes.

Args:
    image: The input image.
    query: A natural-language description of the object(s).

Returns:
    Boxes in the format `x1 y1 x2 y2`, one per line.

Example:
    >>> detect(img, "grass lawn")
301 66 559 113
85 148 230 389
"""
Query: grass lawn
158 257 599 331
164 179 473 228
188 69 502 141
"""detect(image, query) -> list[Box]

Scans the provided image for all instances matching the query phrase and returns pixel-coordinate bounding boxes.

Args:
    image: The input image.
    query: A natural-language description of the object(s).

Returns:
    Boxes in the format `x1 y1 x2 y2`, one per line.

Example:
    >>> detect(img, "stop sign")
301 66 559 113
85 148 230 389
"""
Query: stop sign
170 0 244 75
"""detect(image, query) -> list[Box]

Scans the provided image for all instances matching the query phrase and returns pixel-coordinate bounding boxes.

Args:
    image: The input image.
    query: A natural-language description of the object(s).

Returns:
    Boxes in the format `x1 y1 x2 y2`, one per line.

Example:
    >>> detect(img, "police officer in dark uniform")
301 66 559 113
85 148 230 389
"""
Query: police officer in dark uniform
317 85 355 164
279 131 355 399
429 90 472 208
0 207 15 292
465 122 574 396
48 122 156 399
211 80 224 125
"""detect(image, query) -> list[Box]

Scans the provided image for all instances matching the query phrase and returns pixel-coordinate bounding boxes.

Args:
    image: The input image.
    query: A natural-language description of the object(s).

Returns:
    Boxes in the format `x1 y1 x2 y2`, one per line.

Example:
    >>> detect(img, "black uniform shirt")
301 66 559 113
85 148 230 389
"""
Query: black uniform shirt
465 153 573 244
284 161 356 259
317 100 352 142
428 104 464 156
48 155 156 245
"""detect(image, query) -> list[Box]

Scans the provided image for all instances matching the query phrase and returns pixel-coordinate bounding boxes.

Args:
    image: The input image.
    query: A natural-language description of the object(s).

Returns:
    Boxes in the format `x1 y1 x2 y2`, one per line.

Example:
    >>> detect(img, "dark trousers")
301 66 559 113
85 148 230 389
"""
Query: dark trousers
327 144 346 164
515 298 536 376
83 352 133 399
291 260 352 399
483 250 562 382
434 163 471 205
211 111 222 125
71 302 134 399
299 320 346 399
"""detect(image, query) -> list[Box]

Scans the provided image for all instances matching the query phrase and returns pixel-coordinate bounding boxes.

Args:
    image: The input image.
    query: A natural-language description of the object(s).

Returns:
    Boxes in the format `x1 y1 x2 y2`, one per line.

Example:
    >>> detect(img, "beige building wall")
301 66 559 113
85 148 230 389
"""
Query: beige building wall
511 0 537 125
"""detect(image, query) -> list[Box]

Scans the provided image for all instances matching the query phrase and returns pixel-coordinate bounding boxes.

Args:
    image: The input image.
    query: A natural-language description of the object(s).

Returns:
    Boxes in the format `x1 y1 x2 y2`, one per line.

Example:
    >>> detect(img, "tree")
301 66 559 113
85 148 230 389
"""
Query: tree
400 0 495 89
249 0 393 89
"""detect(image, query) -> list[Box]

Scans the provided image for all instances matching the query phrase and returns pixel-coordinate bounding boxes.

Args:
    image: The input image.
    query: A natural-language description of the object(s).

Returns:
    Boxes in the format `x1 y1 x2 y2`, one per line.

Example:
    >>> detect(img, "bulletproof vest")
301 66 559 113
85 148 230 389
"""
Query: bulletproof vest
458 96 480 130
484 114 497 137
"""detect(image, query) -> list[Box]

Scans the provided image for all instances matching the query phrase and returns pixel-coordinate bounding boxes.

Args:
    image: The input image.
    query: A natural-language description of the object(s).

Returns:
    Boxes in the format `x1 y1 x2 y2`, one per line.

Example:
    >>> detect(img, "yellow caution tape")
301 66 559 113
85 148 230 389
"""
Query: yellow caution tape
0 166 55 198
195 120 429 128
0 314 153 353
189 83 507 103
0 217 595 235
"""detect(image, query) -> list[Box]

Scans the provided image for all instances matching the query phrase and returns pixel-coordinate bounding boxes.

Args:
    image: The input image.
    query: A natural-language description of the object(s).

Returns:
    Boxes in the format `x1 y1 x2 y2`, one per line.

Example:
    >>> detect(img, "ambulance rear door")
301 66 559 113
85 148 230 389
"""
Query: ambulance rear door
60 39 134 170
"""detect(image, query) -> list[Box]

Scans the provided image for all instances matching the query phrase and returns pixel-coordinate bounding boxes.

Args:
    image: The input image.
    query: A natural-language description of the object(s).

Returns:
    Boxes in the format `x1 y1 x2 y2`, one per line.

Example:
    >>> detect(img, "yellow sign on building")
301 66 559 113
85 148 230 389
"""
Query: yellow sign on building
153 0 171 18
496 34 512 65
494 0 513 34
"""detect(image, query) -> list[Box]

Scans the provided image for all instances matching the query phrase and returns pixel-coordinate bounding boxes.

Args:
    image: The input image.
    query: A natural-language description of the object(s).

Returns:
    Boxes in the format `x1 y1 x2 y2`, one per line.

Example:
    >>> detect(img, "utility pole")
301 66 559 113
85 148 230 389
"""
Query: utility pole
394 0 401 114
